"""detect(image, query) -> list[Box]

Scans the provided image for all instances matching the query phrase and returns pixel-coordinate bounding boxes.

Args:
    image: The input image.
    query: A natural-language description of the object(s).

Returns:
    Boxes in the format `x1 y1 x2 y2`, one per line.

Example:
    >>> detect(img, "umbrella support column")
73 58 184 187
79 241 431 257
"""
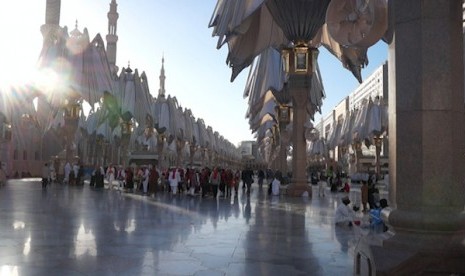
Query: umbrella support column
354 1 465 274
286 74 312 197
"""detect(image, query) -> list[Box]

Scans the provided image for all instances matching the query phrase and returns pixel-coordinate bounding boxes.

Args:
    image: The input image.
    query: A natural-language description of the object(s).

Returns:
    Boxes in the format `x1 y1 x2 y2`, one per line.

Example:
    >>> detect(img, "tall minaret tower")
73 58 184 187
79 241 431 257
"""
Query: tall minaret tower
106 0 119 76
158 56 166 98
41 0 61 45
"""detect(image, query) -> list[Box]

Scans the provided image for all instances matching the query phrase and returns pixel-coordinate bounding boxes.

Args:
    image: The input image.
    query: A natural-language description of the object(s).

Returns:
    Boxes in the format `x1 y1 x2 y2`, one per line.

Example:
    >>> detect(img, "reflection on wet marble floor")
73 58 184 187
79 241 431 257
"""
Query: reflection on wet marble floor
0 179 382 276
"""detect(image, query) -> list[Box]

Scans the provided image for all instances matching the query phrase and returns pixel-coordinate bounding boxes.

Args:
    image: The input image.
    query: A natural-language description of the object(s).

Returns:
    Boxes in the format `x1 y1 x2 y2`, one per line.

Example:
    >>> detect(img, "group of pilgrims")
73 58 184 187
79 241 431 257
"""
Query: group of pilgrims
88 164 260 198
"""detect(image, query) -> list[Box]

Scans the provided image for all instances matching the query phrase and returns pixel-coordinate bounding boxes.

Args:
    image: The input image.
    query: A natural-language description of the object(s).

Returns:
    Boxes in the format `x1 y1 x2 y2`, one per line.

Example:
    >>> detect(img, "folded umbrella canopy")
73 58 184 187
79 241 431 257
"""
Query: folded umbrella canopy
115 67 152 127
183 109 195 145
195 118 209 150
210 0 386 83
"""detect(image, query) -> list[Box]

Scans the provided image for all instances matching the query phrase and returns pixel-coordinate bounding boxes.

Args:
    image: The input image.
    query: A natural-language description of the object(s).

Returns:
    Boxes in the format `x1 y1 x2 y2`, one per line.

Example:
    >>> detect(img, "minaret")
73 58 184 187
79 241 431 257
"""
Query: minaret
41 0 61 44
106 0 119 76
158 56 166 98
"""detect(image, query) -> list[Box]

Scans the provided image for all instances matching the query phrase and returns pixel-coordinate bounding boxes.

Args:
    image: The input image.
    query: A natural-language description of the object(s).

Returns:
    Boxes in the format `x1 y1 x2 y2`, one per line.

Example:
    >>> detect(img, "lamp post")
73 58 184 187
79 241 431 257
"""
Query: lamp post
282 44 319 196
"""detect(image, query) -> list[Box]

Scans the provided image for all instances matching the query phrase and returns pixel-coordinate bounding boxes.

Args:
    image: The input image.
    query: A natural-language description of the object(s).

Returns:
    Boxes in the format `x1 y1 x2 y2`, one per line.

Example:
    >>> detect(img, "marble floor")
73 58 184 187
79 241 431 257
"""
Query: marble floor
0 179 387 276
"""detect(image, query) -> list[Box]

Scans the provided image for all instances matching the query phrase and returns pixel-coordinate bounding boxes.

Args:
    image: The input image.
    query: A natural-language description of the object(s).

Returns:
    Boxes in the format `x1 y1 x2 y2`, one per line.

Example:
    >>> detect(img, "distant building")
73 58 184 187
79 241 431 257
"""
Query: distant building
314 62 388 176
239 140 264 169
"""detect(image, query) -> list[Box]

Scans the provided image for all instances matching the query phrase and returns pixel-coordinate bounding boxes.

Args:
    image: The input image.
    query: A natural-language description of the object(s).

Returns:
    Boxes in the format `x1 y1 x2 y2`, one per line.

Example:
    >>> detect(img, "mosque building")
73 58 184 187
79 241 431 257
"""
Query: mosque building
0 0 241 177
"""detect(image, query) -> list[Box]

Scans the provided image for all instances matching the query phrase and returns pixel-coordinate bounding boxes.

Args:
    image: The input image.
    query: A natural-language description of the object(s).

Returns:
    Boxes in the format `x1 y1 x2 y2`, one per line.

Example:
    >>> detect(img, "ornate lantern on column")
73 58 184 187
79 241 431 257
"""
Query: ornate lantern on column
277 104 291 125
282 43 319 75
121 120 132 136
2 122 12 141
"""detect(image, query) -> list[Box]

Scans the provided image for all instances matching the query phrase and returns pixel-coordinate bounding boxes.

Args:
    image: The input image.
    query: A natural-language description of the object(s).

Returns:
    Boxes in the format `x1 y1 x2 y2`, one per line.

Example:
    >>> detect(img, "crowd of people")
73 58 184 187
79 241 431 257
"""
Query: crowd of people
9 159 391 233
83 164 281 199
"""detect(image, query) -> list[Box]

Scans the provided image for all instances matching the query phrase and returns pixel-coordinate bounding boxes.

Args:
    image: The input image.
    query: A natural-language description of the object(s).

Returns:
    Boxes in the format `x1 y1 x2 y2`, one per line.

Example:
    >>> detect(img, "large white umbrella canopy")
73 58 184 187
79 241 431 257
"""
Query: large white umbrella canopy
338 109 357 147
210 0 386 82
183 109 195 144
352 98 370 142
115 67 152 126
206 126 215 151
37 26 113 112
151 96 166 134
365 97 388 138
308 138 327 157
174 105 185 141
327 119 343 150
196 118 209 149
166 96 180 141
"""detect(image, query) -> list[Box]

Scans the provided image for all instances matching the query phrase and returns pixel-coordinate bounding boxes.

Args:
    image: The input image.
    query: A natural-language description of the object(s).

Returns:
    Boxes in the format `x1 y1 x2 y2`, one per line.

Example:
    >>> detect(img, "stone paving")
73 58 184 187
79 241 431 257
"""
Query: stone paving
0 179 389 276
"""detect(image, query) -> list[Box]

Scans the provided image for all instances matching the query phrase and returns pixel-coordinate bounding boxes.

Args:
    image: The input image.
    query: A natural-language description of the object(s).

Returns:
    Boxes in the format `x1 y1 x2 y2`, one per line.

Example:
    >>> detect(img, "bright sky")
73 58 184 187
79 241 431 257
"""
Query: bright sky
0 0 387 146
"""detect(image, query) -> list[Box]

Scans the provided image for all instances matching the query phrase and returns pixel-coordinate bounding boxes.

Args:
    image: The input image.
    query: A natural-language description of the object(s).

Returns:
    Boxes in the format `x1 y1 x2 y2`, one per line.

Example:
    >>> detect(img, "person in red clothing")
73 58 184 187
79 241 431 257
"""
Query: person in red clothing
339 180 350 193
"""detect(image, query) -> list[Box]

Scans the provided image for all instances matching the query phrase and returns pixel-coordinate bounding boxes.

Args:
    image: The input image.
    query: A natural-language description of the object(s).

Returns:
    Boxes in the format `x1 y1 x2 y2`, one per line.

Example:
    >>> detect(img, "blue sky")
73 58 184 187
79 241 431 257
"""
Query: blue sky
0 0 387 146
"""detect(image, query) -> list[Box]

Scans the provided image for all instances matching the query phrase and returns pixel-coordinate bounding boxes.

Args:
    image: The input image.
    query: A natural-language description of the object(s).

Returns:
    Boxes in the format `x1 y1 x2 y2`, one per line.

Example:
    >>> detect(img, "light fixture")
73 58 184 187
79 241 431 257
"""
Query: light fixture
121 120 132 135
277 105 291 125
281 43 319 74
64 100 81 120
294 44 308 72
2 122 12 141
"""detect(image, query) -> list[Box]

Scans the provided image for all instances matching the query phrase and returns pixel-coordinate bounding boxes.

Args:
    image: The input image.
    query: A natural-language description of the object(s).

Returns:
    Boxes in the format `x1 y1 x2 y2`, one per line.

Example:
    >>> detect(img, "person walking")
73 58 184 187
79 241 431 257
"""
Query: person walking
42 163 50 189
168 168 181 195
106 164 116 190
209 167 221 198
64 162 71 184
241 168 254 195
270 171 282 196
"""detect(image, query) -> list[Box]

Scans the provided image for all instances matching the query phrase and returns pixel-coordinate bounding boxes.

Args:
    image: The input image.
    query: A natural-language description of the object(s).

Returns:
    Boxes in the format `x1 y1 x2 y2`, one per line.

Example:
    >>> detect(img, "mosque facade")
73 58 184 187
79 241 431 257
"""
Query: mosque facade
0 0 241 177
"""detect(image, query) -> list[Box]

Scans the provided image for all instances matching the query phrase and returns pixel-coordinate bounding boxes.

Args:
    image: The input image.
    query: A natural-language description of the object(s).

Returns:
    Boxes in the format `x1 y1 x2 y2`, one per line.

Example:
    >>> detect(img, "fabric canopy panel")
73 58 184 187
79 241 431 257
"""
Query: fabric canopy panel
226 5 288 81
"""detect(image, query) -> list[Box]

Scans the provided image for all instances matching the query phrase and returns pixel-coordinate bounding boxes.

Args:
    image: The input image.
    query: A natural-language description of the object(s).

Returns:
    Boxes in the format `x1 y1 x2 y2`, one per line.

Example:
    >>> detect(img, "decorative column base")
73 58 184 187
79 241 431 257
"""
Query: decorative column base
354 232 465 275
286 181 312 197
